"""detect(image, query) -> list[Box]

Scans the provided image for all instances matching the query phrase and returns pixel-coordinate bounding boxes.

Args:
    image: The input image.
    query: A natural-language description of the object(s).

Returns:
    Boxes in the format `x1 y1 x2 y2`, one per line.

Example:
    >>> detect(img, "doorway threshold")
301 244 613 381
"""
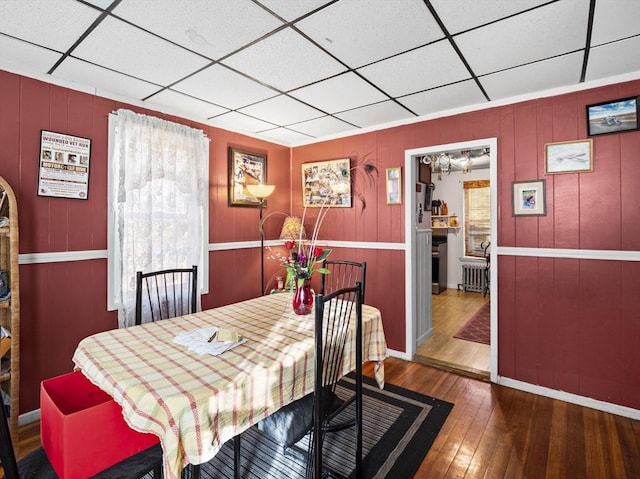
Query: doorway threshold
412 354 490 382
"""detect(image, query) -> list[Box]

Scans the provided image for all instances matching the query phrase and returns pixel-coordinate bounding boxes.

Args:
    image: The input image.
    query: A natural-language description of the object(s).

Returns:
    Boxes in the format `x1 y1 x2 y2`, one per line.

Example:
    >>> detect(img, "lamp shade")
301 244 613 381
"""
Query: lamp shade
246 184 275 199
279 216 307 241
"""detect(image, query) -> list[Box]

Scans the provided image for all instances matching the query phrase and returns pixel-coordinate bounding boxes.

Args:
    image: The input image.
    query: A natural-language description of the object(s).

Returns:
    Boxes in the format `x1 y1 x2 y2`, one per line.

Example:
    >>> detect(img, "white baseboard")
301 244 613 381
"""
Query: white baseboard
19 408 40 425
497 376 640 421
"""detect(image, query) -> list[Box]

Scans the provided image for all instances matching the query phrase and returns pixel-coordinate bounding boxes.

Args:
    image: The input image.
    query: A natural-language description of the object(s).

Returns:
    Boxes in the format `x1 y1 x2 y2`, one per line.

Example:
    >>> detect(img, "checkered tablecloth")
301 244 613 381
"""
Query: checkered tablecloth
72 293 387 479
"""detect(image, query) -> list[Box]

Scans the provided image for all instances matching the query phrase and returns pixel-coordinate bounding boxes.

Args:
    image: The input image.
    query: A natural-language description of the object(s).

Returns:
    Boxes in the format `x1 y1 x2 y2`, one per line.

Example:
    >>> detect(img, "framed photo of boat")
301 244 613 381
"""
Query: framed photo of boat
544 139 593 174
228 147 267 206
586 96 639 136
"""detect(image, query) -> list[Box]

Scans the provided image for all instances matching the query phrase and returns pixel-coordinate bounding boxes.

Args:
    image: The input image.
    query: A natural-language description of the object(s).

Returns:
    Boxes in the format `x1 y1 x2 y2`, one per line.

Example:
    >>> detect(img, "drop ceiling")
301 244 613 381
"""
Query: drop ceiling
1 0 639 146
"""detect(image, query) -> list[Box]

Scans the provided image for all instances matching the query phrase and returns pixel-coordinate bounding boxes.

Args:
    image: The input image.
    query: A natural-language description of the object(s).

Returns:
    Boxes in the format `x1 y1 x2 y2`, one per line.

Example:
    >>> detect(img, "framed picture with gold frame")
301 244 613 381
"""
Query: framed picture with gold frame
386 167 402 205
228 147 267 207
544 139 593 174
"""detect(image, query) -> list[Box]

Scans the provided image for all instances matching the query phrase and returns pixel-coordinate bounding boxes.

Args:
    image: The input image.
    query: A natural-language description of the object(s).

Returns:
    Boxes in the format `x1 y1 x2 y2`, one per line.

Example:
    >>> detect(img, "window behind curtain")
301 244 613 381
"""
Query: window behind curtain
107 109 209 327
463 180 490 257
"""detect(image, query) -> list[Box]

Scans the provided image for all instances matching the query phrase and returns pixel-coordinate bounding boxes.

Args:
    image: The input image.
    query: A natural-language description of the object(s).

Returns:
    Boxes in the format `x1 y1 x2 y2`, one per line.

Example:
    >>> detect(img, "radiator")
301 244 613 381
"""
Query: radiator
459 264 486 292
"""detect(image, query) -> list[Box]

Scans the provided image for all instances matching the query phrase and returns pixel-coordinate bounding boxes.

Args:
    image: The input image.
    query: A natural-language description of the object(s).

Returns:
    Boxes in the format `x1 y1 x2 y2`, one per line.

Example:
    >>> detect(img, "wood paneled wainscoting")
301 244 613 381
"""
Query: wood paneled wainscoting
6 358 640 478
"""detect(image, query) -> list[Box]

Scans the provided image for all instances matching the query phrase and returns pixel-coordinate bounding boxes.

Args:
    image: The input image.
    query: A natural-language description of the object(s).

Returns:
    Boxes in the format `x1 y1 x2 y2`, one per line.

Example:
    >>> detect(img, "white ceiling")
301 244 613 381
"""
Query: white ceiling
1 0 639 146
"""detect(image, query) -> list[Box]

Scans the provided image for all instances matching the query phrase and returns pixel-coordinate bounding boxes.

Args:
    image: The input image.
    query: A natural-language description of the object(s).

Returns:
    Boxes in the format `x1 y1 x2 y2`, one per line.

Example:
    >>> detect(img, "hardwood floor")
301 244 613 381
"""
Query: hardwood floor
376 358 640 479
7 358 640 478
415 288 490 380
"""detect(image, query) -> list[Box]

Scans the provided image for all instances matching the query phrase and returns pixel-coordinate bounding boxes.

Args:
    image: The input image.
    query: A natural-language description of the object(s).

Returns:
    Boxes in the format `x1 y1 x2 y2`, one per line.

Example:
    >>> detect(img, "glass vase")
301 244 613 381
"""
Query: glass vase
292 278 313 315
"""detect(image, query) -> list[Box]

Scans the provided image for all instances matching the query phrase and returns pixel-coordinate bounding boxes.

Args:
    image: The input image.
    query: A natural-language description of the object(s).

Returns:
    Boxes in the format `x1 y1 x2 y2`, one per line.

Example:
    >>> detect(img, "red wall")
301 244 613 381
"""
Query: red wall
291 79 640 411
2 67 639 413
0 70 290 412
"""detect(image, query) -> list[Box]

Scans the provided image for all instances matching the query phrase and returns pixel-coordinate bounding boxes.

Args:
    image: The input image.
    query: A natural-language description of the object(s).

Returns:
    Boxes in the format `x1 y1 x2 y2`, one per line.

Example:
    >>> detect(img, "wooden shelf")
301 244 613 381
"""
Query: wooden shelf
431 215 460 229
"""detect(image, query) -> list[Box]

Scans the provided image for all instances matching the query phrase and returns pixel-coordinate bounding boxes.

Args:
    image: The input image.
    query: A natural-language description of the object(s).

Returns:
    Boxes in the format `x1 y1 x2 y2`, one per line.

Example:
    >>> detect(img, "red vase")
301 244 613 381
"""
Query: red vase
292 279 313 315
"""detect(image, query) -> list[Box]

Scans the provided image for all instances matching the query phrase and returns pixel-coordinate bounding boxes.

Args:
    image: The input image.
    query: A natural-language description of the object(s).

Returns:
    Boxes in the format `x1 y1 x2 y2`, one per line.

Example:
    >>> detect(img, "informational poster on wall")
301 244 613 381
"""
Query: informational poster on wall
38 130 91 200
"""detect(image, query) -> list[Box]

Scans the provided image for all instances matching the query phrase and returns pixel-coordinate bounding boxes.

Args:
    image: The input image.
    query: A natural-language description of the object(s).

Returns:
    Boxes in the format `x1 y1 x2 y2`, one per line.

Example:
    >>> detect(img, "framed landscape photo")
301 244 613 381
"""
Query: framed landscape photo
301 158 351 207
228 147 267 206
544 139 593 174
512 179 546 216
586 96 639 136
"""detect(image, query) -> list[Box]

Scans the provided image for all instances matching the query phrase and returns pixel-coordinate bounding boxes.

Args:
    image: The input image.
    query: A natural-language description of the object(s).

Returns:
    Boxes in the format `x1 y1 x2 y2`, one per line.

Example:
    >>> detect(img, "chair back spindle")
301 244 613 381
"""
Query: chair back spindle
321 260 366 304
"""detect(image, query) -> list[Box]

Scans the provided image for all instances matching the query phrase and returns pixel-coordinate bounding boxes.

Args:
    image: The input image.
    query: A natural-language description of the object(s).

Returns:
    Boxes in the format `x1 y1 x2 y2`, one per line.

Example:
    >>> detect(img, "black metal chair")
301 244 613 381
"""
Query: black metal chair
135 265 198 325
321 260 366 305
320 260 366 431
256 283 363 478
0 399 163 479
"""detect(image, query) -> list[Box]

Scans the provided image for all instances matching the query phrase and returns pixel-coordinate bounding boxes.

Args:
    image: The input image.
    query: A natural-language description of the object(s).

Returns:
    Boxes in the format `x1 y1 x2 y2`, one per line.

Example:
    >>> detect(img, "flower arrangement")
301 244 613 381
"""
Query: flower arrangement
282 240 331 287
264 155 378 291
281 202 333 287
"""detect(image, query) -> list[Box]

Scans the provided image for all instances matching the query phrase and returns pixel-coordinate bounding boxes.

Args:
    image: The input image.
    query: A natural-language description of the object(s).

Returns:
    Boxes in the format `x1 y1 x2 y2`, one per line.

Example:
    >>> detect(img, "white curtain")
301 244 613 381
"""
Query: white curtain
110 109 209 328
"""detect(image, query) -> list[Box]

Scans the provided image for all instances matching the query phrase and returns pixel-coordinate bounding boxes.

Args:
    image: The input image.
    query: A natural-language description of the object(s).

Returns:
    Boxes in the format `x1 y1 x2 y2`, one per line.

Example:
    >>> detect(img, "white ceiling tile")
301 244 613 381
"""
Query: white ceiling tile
83 0 116 9
480 52 584 101
172 64 278 110
456 1 590 76
591 0 640 45
255 1 334 21
238 95 324 126
290 73 388 113
72 16 209 85
0 0 100 52
222 28 346 91
1 0 639 146
399 80 487 116
296 0 443 68
145 89 229 121
0 36 62 75
257 127 315 145
52 57 160 99
289 115 356 138
207 111 276 133
112 0 283 60
358 40 470 97
431 0 549 34
586 37 640 82
335 101 414 128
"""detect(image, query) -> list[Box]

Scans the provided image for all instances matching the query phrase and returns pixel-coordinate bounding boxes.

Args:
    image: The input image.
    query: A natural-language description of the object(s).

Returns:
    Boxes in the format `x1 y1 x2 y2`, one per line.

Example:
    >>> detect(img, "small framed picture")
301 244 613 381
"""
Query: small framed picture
544 139 593 174
586 96 639 136
228 147 267 207
512 179 546 216
386 167 402 205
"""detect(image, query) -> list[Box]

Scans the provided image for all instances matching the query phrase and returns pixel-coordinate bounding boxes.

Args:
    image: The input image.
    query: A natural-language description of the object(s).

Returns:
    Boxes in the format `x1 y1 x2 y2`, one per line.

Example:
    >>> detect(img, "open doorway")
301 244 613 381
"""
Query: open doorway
404 138 497 382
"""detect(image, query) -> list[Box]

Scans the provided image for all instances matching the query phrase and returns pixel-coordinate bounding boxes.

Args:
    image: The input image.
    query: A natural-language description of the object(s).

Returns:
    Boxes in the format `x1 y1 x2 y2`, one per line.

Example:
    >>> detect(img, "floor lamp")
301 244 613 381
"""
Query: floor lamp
246 184 275 294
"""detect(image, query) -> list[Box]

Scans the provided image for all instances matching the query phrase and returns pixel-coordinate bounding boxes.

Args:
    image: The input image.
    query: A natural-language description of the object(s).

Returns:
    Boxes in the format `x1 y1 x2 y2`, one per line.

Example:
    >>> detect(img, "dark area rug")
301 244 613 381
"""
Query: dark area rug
454 301 490 345
178 374 453 479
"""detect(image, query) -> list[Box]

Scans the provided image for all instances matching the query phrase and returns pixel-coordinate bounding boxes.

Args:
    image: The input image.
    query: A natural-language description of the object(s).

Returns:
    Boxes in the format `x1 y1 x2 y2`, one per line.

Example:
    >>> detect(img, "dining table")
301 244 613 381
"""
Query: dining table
72 292 388 479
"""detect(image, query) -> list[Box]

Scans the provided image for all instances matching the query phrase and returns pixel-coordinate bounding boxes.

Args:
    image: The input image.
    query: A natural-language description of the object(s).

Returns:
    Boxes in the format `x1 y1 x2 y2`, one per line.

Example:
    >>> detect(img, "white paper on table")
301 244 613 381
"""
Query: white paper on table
173 326 246 356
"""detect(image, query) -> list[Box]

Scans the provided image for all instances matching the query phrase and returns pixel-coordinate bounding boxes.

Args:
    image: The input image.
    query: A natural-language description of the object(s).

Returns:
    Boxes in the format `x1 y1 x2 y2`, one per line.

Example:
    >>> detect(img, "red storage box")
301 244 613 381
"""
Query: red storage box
40 371 159 479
